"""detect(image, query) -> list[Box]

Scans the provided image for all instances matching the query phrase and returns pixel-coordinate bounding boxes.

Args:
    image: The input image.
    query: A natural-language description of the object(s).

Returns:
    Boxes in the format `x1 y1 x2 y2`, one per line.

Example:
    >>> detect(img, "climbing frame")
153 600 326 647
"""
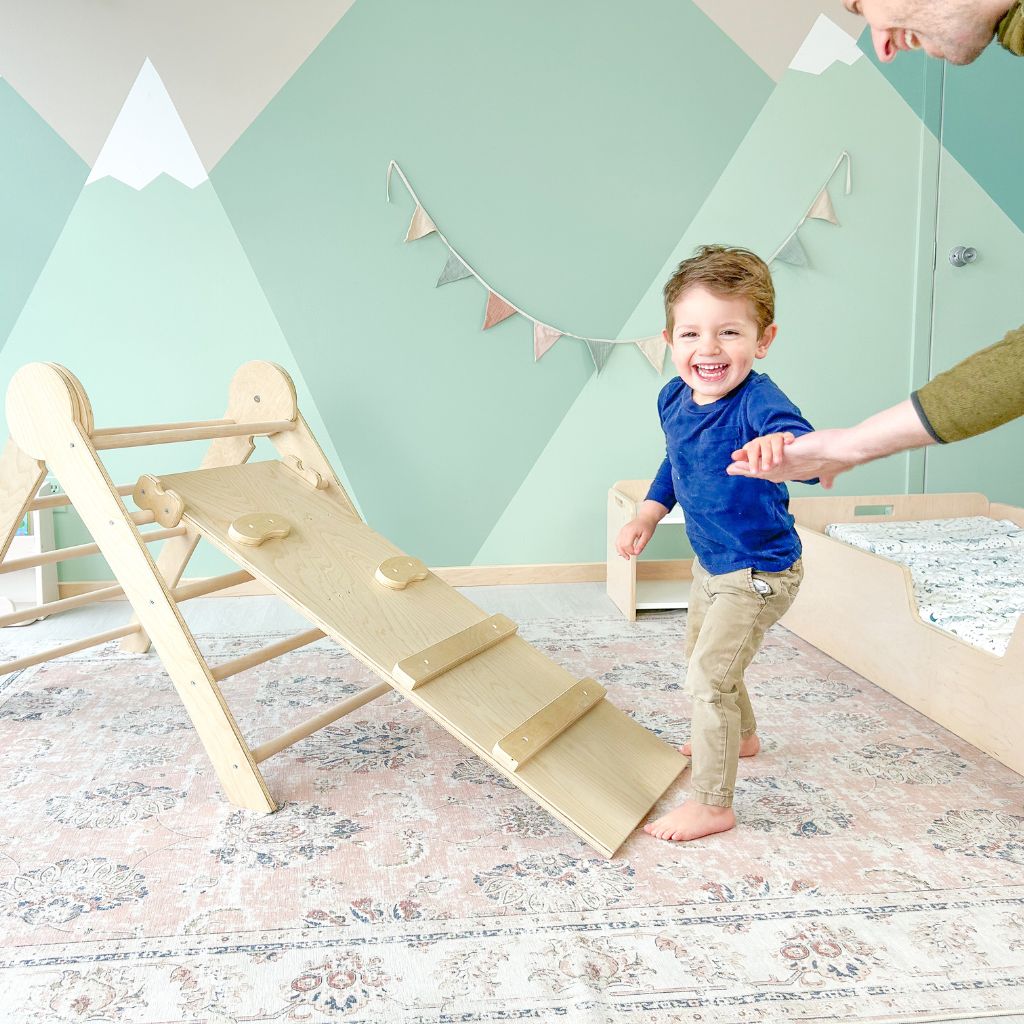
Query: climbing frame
0 361 686 857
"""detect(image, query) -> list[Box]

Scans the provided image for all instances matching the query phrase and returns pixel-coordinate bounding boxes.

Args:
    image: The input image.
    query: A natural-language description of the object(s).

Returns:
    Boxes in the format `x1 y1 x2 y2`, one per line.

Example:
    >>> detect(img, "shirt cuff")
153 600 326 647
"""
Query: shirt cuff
910 390 946 444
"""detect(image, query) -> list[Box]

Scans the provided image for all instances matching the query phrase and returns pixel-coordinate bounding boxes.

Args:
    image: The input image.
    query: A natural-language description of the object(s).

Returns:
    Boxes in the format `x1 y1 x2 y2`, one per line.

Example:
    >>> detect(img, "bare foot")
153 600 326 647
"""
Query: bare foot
679 733 761 758
643 799 735 842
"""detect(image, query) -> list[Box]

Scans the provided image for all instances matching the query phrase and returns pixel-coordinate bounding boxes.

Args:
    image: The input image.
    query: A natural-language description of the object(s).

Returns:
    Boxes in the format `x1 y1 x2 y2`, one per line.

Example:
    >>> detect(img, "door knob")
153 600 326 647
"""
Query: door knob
949 245 978 267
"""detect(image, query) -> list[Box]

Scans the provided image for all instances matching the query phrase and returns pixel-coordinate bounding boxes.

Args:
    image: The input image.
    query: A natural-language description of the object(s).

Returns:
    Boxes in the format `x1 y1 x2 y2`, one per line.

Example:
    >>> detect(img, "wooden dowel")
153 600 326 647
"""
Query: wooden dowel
0 526 186 575
0 569 251 630
0 584 125 628
251 682 393 763
0 624 142 676
170 570 254 602
30 484 135 512
92 420 296 451
211 628 326 682
92 418 233 437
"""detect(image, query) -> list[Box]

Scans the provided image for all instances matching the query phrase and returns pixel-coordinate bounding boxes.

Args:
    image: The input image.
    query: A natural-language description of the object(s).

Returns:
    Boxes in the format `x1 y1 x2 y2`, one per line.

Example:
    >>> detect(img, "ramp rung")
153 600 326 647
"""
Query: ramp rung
251 681 393 763
492 678 606 773
392 613 518 690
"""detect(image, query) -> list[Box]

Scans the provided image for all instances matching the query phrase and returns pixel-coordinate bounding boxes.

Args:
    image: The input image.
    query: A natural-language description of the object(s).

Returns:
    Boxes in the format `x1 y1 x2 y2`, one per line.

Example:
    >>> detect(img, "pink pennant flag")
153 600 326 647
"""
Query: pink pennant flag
807 188 839 225
533 323 562 361
405 204 437 241
483 292 517 330
636 335 668 373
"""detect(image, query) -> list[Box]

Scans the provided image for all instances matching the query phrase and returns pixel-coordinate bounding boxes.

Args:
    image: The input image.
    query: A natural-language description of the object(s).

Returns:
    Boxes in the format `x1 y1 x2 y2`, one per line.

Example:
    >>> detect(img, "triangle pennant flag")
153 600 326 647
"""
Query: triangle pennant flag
405 204 437 242
482 292 517 330
636 335 668 373
436 251 473 287
774 233 809 267
586 340 613 373
533 323 562 361
807 188 839 225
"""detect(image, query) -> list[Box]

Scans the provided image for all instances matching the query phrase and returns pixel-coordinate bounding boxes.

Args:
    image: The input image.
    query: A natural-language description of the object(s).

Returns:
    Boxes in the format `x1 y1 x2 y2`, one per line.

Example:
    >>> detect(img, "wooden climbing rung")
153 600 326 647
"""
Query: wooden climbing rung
91 419 296 451
392 613 518 690
492 678 606 772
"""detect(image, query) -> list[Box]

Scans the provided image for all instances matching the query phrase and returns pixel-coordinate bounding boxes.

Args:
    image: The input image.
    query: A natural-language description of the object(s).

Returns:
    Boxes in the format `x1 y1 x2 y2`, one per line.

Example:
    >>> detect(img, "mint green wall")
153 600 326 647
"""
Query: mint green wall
210 0 772 568
0 80 86 347
0 177 351 580
479 54 936 563
1 4 1020 583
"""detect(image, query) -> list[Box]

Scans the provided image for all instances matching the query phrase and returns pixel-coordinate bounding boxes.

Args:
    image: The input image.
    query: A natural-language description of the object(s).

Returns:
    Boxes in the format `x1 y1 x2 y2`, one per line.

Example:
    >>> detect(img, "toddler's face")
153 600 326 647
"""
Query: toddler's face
663 286 776 405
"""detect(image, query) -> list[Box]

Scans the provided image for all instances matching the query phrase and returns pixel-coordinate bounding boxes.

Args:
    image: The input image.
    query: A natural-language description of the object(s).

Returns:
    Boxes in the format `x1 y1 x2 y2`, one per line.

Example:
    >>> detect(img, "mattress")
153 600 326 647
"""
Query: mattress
825 516 1024 656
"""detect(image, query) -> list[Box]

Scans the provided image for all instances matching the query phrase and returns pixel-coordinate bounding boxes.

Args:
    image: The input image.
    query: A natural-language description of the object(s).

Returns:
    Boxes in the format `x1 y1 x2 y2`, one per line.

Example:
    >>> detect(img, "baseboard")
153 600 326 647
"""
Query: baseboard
57 559 692 599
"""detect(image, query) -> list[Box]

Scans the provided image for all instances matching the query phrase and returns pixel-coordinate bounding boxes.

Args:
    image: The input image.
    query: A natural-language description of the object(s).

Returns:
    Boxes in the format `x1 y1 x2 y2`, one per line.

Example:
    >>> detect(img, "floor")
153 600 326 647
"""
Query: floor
3 581 1022 1023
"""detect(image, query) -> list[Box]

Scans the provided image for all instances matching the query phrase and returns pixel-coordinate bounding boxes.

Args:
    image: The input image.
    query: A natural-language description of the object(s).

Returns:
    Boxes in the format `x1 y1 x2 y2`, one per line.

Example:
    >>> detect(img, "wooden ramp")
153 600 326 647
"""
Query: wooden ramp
148 460 686 857
0 360 686 859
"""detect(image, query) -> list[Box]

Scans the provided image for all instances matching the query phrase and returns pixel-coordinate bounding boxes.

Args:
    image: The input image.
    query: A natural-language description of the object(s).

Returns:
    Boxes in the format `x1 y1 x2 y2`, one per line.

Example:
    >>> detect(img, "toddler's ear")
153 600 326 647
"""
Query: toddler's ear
755 323 778 358
662 328 672 345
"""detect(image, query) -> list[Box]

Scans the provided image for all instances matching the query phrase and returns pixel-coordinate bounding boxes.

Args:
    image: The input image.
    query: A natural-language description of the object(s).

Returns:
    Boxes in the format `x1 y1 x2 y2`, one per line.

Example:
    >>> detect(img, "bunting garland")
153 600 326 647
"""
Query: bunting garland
533 322 562 362
387 160 664 374
768 150 852 269
388 152 852 375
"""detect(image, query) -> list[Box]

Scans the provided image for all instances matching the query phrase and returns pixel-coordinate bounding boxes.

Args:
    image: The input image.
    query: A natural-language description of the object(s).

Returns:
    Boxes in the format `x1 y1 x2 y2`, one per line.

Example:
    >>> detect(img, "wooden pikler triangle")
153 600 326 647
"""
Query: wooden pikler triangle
0 361 686 857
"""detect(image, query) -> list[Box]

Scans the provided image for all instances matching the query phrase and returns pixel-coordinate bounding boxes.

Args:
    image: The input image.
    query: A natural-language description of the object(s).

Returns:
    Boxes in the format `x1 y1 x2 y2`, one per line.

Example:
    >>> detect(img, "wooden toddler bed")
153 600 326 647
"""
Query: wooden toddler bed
782 492 1024 777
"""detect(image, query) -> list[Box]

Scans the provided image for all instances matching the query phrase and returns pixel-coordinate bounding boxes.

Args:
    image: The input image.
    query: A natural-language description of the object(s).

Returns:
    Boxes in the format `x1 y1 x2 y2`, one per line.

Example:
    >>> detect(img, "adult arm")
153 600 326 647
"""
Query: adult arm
912 326 1024 443
727 327 1024 486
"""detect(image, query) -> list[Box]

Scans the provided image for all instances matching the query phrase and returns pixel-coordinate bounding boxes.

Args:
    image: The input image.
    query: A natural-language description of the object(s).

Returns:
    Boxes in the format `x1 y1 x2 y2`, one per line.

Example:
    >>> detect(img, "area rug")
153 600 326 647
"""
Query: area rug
0 612 1022 1023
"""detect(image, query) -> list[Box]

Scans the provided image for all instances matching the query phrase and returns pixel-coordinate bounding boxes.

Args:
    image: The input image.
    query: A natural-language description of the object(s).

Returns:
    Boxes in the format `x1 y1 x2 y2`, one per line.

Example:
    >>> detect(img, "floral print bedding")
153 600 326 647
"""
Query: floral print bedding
825 517 1024 656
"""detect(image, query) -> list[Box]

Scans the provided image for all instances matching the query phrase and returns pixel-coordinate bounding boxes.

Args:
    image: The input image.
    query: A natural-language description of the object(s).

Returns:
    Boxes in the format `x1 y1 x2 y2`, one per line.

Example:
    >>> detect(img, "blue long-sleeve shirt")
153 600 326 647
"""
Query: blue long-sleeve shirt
645 371 815 575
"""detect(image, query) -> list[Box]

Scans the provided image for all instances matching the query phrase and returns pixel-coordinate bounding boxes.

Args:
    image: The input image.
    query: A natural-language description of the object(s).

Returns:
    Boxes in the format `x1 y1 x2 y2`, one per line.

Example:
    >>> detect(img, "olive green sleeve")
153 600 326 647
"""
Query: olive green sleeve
911 326 1024 443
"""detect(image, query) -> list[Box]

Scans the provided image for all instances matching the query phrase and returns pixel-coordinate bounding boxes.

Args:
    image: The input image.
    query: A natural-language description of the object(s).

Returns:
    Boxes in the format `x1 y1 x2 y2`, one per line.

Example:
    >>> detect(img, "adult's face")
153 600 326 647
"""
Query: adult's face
842 0 1007 64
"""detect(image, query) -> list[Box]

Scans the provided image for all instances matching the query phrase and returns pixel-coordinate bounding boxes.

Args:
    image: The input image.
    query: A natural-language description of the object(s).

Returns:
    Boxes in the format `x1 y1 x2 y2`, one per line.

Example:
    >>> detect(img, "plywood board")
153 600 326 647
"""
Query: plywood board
157 459 687 857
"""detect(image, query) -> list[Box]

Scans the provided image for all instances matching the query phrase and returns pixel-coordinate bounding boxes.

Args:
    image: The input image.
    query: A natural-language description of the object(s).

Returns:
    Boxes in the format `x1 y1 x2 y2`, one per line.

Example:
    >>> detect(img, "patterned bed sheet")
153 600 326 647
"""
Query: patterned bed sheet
825 516 1024 656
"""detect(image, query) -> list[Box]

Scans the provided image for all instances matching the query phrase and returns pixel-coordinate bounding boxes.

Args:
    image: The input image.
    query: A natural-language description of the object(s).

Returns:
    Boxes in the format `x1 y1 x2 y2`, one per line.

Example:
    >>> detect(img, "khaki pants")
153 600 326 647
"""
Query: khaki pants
685 557 803 807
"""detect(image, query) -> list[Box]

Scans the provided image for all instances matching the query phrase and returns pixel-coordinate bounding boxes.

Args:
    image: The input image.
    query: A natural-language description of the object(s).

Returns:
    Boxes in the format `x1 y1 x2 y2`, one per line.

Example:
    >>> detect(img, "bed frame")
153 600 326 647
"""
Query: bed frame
783 492 1024 777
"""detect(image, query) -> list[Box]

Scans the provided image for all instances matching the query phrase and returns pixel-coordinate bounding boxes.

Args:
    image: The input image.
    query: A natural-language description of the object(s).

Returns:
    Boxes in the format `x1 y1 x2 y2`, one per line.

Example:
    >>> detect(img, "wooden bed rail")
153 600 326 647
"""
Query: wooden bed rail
91 419 296 451
790 492 992 534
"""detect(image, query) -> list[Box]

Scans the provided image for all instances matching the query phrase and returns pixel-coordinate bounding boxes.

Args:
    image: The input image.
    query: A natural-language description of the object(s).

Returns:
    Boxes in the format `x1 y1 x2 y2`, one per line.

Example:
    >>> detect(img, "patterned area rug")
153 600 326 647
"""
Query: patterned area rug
1 612 1023 1023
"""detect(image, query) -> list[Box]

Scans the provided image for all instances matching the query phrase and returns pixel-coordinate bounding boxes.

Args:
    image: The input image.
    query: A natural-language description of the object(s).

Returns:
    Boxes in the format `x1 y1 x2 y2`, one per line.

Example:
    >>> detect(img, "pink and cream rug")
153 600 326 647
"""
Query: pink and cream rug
0 612 1022 1022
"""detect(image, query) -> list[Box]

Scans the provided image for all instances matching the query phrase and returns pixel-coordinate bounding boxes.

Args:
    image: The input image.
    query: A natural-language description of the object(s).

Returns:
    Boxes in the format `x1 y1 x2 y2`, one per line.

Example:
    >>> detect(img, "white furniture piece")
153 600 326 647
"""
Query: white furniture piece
606 480 691 621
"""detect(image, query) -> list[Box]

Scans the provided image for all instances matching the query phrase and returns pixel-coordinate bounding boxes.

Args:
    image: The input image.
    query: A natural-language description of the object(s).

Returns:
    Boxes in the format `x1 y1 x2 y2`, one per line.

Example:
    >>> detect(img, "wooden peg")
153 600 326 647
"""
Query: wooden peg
133 474 186 528
228 512 292 547
281 454 327 490
375 556 428 590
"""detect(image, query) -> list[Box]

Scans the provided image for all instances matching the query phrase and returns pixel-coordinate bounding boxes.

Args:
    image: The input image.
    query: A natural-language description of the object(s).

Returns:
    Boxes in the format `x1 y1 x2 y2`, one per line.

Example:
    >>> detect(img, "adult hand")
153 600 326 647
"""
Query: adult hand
725 399 936 487
726 428 856 488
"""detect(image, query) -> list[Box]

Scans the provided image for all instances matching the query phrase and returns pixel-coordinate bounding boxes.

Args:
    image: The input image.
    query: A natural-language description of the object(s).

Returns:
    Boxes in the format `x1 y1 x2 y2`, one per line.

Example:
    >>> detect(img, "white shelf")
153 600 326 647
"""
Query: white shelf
635 578 690 610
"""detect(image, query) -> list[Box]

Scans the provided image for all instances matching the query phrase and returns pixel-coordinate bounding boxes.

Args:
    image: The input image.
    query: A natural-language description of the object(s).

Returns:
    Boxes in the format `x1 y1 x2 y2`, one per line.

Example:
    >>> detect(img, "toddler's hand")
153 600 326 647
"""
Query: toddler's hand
731 432 795 473
615 517 654 560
